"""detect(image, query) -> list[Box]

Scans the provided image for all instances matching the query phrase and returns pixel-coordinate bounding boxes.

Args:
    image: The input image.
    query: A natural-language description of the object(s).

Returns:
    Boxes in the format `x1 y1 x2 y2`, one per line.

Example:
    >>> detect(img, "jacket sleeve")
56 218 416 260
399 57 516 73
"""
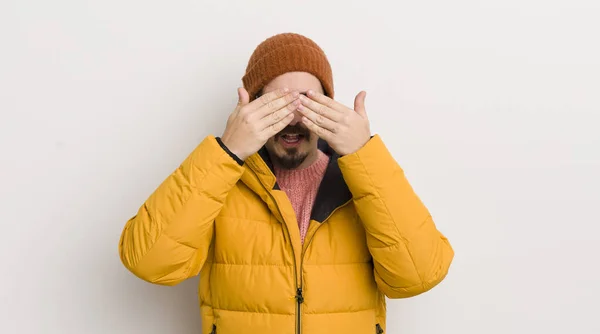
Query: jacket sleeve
118 135 245 286
337 135 454 298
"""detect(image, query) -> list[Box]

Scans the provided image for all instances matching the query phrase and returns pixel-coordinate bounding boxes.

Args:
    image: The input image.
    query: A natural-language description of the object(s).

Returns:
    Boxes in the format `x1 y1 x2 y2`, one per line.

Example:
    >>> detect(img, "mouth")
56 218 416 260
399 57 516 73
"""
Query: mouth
279 133 305 148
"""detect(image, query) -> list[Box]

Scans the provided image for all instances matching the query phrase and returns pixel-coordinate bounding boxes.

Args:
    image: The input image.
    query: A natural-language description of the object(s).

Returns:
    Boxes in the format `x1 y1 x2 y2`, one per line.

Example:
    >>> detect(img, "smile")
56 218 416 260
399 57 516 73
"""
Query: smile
280 134 305 147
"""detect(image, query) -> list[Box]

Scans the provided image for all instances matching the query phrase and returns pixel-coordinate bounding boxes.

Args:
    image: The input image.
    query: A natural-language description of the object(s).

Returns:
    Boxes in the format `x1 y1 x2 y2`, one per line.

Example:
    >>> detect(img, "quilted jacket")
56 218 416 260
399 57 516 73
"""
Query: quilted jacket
119 134 454 334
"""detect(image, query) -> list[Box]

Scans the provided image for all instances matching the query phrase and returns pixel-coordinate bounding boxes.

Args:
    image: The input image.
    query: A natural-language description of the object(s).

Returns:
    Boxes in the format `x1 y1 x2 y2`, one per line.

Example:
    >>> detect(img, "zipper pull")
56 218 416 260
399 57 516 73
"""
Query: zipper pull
376 323 384 334
296 287 304 304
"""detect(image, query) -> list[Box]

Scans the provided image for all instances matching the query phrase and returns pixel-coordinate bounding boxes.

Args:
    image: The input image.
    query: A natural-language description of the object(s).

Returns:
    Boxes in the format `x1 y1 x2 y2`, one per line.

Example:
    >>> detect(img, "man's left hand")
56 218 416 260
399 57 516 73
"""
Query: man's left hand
298 90 371 156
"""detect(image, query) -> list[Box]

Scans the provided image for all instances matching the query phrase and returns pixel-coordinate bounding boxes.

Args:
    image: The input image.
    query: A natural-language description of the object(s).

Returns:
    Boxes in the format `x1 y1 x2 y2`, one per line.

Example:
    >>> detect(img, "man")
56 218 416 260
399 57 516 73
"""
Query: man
119 32 453 334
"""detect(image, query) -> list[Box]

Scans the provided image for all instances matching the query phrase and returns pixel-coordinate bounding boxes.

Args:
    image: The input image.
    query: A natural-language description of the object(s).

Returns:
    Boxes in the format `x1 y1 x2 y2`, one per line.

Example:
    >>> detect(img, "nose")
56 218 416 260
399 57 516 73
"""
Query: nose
288 109 303 126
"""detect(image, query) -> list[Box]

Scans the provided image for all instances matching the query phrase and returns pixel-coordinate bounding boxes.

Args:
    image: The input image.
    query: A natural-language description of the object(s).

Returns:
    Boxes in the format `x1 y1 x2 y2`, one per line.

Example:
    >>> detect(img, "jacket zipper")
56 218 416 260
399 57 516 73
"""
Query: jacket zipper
295 287 304 334
296 199 353 333
280 218 301 334
268 193 300 334
376 323 384 333
252 168 351 334
252 170 301 334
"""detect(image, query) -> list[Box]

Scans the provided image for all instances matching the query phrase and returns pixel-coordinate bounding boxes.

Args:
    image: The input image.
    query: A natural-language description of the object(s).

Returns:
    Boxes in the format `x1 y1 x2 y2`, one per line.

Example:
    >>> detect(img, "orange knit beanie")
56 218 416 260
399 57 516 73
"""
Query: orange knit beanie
242 33 334 101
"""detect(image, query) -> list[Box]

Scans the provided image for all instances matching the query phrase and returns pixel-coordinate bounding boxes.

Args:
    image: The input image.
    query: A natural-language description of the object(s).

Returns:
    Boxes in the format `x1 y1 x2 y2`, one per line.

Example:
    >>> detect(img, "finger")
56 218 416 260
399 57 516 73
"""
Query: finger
255 90 300 119
233 87 250 115
263 113 295 137
238 87 250 106
298 94 342 122
301 115 334 142
248 88 290 111
306 90 349 113
354 91 367 118
258 98 300 130
297 103 339 132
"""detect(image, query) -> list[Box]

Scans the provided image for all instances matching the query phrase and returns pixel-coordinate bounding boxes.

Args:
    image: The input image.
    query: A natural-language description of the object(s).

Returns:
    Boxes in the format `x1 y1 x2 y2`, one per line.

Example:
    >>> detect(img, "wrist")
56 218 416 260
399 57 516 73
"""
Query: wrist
216 137 245 165
343 136 371 156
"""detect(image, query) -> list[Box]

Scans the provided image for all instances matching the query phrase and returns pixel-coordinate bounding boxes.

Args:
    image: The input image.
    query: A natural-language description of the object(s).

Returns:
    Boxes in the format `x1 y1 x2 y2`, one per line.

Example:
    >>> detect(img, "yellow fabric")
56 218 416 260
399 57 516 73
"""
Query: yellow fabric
119 134 454 334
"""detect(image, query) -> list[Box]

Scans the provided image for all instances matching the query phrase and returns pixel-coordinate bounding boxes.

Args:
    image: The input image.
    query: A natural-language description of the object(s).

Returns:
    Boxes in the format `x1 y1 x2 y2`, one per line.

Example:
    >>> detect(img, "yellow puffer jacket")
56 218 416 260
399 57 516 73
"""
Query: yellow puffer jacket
119 134 453 334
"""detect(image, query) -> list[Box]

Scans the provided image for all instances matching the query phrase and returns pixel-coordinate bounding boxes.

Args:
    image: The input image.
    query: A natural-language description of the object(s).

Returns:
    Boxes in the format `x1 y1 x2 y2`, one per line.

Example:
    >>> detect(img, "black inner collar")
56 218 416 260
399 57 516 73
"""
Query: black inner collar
258 139 352 223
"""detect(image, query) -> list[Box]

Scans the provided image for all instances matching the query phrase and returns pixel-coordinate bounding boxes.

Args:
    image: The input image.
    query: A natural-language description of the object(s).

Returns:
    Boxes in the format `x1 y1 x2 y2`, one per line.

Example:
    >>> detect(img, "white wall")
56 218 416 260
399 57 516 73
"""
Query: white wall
1 0 599 333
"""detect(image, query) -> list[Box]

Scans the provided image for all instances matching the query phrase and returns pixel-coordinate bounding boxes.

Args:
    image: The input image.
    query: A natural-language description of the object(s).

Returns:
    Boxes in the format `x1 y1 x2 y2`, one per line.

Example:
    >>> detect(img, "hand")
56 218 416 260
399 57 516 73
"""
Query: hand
221 87 301 160
297 90 371 155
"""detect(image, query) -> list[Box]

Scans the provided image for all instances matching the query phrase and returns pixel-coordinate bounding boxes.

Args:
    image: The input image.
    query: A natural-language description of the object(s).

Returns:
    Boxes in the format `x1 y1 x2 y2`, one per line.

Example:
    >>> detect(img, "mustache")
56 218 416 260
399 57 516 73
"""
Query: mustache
278 125 310 137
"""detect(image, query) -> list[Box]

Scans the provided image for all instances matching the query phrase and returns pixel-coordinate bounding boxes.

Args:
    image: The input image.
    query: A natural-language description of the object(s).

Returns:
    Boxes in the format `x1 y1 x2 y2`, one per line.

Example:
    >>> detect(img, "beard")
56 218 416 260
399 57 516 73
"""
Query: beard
272 149 309 169
271 124 312 170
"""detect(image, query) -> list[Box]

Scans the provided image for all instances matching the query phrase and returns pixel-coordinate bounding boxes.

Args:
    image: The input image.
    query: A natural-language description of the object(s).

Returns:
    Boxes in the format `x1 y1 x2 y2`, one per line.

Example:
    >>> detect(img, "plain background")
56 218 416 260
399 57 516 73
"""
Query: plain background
1 0 599 333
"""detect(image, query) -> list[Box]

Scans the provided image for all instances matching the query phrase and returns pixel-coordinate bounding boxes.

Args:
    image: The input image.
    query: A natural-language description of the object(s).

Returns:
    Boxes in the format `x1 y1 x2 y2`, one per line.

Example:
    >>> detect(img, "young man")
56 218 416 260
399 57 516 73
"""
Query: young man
119 32 454 334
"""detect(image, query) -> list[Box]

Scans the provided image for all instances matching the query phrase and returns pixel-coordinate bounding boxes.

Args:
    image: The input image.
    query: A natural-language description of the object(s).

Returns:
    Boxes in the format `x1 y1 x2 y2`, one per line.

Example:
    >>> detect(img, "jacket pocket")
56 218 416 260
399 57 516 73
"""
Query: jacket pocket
376 323 383 334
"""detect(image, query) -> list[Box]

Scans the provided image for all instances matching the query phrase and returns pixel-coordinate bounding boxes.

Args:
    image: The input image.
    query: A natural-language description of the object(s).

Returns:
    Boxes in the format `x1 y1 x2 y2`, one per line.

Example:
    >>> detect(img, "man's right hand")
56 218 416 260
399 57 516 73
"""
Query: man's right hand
221 87 300 161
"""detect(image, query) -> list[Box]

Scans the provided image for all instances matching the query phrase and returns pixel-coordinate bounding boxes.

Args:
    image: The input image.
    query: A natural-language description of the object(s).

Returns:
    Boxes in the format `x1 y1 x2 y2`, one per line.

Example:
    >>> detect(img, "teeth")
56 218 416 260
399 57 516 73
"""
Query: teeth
282 134 300 143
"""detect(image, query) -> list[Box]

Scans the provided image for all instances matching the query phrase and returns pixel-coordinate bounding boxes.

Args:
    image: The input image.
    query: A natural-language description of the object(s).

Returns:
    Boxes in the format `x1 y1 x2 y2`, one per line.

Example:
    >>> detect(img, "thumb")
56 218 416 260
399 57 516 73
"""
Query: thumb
237 87 250 106
354 91 367 117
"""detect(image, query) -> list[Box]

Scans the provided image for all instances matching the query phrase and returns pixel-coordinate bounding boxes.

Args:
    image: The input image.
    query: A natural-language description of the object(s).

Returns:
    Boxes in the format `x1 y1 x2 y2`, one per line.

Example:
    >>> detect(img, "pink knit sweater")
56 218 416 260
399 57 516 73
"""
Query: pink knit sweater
274 151 329 244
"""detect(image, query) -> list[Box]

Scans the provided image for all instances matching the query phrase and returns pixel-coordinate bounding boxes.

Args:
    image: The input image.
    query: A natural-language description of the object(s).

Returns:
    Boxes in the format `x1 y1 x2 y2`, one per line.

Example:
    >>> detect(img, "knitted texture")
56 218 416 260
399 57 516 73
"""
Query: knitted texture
242 32 334 101
274 151 330 243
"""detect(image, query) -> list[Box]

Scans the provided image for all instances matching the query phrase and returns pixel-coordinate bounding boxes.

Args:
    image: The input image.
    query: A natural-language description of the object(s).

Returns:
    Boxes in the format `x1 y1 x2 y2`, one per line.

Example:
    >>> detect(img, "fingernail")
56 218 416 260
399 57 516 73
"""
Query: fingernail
307 90 314 96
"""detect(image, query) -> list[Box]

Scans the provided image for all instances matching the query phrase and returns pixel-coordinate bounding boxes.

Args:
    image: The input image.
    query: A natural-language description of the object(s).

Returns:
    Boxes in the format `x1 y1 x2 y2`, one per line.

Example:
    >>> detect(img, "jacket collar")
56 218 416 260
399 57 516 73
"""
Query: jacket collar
242 139 352 223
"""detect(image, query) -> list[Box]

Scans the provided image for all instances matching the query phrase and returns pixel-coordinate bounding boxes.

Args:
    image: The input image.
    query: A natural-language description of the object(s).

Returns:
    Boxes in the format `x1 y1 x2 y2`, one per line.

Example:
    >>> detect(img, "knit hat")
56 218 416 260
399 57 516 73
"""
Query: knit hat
242 33 334 101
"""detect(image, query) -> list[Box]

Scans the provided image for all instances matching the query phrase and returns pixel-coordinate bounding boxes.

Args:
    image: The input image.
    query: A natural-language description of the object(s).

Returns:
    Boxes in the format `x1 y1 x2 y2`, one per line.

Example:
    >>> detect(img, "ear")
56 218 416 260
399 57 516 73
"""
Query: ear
354 91 367 117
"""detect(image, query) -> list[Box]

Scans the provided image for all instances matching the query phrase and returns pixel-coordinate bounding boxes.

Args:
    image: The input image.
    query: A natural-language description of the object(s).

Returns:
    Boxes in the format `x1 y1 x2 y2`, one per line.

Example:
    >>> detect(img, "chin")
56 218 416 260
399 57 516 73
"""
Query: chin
266 140 310 170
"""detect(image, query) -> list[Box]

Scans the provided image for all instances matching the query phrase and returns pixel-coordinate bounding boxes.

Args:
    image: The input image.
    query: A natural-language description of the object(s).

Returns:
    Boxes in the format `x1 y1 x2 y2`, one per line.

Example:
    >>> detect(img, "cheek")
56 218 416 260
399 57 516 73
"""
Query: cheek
265 137 276 149
301 137 317 152
266 137 285 153
305 133 317 144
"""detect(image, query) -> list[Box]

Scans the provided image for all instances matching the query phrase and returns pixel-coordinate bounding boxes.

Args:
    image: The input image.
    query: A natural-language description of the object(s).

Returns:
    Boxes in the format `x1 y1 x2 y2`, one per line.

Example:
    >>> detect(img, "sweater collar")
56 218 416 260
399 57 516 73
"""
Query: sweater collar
243 139 352 223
